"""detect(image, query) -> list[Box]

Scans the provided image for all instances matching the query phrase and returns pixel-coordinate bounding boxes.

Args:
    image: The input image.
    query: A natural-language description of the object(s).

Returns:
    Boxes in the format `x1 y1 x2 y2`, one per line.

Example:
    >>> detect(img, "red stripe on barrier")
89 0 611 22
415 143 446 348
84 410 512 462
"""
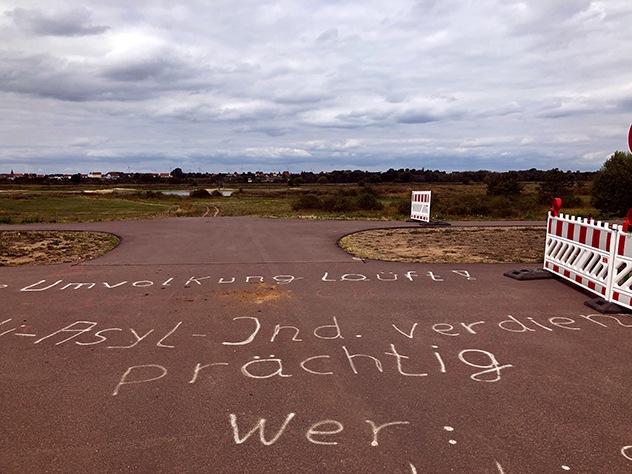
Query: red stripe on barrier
548 218 552 234
588 281 596 291
556 220 563 236
575 275 582 283
606 233 611 252
579 225 587 244
553 265 559 272
618 235 625 256
613 292 620 301
567 223 575 240
591 229 601 249
600 286 606 295
564 270 570 278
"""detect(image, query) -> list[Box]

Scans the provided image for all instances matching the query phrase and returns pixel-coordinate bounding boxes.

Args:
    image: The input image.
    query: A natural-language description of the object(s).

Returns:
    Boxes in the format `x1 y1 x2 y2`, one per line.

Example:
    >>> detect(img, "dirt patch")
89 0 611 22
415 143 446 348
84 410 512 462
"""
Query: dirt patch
219 284 292 305
0 231 119 266
340 226 546 263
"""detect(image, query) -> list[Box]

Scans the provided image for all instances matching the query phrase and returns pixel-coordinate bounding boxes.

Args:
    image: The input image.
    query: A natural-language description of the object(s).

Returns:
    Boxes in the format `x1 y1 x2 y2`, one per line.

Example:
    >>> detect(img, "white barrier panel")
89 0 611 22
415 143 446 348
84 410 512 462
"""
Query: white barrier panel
611 228 632 311
544 213 616 299
411 191 431 222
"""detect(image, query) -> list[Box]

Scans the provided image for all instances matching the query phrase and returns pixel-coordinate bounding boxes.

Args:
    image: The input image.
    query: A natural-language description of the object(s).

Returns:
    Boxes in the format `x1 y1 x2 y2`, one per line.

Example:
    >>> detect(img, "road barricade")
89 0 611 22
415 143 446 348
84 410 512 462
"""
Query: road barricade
610 218 632 310
544 206 632 311
410 191 431 222
544 213 616 298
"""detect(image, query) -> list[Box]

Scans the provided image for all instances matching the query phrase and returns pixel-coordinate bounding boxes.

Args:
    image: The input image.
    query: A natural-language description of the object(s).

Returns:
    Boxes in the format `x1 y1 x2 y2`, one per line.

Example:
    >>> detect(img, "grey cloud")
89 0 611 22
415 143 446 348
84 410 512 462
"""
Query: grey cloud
6 7 109 36
396 110 441 124
102 55 195 82
616 97 632 113
0 52 151 101
0 50 215 102
272 91 333 105
316 28 338 43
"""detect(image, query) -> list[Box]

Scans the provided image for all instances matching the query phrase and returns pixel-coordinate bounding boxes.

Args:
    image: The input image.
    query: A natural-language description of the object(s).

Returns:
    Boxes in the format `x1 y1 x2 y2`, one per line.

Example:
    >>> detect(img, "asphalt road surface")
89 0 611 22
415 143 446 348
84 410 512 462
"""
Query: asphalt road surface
1 217 631 473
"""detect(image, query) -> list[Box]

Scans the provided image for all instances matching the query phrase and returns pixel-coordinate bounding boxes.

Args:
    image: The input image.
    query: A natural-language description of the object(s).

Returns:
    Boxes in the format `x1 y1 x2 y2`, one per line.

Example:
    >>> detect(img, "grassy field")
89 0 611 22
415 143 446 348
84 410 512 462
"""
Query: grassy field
0 182 597 224
0 193 207 223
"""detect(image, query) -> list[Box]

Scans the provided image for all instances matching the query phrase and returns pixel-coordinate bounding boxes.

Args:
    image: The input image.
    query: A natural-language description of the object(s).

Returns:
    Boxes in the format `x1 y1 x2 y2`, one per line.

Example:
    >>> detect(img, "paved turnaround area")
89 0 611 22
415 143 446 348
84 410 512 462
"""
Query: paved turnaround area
1 217 631 473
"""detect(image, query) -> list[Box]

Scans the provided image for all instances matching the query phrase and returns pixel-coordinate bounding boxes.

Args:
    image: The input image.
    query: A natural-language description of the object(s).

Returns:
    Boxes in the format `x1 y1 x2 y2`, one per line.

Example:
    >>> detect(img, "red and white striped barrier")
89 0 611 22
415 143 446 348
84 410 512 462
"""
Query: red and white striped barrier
411 191 431 222
544 213 616 298
610 213 632 310
544 206 632 311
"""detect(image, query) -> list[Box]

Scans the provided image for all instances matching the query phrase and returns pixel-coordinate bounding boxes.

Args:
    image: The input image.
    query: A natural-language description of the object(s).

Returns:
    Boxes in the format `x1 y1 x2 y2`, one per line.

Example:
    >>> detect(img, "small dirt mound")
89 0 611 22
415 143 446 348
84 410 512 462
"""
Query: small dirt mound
219 284 292 305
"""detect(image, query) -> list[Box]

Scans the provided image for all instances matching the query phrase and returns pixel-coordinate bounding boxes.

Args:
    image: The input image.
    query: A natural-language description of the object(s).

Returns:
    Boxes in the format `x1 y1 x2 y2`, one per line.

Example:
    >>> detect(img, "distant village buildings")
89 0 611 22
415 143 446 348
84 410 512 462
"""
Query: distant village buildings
0 169 295 184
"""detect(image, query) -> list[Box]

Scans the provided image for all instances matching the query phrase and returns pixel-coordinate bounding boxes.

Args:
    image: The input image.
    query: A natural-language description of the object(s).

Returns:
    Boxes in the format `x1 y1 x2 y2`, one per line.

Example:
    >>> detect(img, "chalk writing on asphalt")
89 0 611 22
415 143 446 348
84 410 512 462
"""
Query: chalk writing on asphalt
2 311 632 471
3 312 632 395
0 269 477 293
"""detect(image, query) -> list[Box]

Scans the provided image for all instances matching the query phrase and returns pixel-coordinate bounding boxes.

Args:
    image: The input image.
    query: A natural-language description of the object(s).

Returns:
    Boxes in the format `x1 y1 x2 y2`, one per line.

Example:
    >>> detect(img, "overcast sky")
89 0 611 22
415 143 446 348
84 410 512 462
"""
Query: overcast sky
0 0 631 173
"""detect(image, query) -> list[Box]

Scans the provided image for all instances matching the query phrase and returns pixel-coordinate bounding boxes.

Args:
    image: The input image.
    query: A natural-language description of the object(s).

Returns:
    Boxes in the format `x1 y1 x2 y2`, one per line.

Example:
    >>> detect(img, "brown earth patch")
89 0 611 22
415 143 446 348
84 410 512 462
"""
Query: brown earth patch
339 226 546 263
0 231 119 266
219 284 292 305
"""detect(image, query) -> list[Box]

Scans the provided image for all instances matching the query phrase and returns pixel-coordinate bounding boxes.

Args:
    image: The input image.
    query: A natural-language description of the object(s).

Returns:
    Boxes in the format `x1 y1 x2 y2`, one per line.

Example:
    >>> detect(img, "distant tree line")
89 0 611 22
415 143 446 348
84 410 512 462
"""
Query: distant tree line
283 168 596 185
1 167 597 186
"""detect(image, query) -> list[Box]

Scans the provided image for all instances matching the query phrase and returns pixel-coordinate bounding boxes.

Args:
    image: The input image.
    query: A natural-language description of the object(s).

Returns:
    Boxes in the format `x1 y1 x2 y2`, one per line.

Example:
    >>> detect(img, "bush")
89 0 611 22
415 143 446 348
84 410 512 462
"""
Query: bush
432 193 538 219
562 195 583 208
355 192 383 210
537 168 576 204
485 174 523 196
293 190 382 213
189 188 211 198
292 194 322 210
142 190 164 198
591 151 632 216
396 199 411 215
321 195 353 212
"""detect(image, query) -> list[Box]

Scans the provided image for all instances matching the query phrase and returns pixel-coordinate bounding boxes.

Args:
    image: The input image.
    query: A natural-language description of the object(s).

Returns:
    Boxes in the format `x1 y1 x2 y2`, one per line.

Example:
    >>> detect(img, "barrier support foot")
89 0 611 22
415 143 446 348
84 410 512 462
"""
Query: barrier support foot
584 298 628 314
416 221 451 228
503 269 554 281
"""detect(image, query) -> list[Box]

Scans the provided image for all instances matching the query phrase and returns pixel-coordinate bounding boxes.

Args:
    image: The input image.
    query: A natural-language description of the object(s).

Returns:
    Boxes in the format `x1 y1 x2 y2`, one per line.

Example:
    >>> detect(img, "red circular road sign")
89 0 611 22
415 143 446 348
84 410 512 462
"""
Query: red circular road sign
629 124 632 153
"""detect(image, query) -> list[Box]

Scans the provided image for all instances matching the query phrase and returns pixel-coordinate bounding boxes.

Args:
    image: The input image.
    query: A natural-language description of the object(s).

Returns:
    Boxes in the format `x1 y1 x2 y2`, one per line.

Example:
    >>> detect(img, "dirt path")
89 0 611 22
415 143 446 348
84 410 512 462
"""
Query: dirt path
202 205 221 217
340 226 546 263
